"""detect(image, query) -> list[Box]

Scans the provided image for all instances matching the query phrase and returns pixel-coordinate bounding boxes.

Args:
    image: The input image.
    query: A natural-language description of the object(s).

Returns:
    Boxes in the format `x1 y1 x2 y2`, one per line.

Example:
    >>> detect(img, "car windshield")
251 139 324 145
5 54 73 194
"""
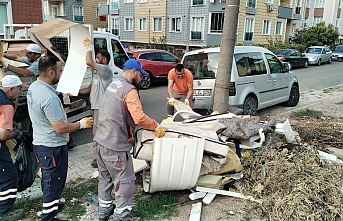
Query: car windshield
274 50 289 56
183 52 219 79
305 48 322 54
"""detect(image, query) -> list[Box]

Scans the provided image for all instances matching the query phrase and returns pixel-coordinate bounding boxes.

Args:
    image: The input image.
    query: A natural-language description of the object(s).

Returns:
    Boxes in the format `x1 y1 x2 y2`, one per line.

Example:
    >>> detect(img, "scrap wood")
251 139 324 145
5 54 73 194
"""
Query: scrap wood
242 133 343 221
195 186 261 203
202 192 216 205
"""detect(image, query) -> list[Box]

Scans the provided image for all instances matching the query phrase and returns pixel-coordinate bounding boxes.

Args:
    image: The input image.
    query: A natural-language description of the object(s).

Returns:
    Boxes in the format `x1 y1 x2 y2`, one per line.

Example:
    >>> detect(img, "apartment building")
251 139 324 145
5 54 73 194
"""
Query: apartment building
43 0 84 23
0 0 42 38
83 0 108 30
304 0 343 42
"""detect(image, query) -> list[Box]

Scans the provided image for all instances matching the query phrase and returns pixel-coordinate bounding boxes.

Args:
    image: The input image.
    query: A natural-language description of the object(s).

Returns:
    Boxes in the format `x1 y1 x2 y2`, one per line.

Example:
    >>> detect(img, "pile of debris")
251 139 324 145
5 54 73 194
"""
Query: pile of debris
132 101 343 220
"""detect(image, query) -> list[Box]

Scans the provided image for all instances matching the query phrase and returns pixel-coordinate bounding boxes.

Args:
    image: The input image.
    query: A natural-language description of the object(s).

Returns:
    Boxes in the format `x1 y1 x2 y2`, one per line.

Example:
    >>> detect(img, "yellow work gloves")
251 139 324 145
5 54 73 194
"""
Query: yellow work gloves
155 124 166 138
79 117 93 129
83 38 92 51
184 98 189 105
168 98 176 106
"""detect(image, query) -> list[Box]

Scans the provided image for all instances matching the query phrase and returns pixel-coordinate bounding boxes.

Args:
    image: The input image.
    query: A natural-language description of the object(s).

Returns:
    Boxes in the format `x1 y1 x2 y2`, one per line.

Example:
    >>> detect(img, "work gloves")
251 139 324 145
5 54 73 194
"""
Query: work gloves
13 129 23 139
168 98 176 106
83 38 92 52
184 98 189 105
154 124 166 138
79 117 94 129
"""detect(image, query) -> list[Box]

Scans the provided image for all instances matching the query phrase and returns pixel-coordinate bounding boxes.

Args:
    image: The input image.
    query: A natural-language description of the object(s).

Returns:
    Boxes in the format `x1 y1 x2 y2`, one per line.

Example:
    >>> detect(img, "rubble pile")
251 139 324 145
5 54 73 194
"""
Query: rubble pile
241 121 343 221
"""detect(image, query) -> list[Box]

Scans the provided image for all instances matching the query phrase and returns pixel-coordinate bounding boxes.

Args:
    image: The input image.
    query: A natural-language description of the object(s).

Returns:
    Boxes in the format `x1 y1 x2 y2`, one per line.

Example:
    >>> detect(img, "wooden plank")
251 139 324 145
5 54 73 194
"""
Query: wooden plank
189 202 202 221
202 193 216 205
196 186 261 203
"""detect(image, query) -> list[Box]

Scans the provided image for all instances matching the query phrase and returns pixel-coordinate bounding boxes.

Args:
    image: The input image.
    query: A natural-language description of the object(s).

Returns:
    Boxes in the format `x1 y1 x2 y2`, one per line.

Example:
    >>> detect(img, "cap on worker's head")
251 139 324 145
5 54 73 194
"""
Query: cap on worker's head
123 59 149 76
1 75 29 88
21 44 42 54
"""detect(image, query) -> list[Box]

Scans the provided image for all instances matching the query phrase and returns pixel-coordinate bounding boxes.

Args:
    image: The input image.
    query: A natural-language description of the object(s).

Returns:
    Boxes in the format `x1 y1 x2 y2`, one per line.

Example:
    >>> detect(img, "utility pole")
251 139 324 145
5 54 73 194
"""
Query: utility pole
212 0 240 113
186 0 191 52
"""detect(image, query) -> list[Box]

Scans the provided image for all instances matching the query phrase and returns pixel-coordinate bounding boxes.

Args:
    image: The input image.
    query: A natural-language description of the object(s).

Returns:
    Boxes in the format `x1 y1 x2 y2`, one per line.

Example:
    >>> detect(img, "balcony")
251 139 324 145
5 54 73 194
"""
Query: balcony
191 31 202 40
74 15 84 22
277 5 292 19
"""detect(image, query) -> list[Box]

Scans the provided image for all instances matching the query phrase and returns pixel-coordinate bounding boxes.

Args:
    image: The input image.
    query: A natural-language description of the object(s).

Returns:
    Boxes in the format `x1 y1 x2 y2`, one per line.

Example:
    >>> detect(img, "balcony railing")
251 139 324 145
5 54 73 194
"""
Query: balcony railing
74 15 84 22
191 31 202 40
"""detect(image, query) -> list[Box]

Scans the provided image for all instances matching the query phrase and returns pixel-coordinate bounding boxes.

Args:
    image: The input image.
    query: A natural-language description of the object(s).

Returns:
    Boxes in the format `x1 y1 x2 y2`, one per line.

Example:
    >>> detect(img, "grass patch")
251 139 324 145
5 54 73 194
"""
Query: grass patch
291 109 323 118
131 191 179 220
323 86 343 93
335 101 343 105
14 179 98 220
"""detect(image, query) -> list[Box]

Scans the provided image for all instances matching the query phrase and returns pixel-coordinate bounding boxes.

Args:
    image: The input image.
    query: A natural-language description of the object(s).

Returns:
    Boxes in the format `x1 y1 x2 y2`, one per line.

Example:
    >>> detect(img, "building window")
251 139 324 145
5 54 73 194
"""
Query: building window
336 18 339 27
124 0 133 3
315 0 325 8
138 0 147 3
313 16 323 25
275 21 282 35
72 6 83 22
111 17 119 35
192 0 204 6
339 0 341 7
247 0 256 8
262 20 271 35
170 17 181 32
153 17 162 32
0 1 12 35
110 0 118 10
210 12 224 34
125 18 133 31
191 17 204 40
265 0 272 3
138 17 147 31
244 18 254 41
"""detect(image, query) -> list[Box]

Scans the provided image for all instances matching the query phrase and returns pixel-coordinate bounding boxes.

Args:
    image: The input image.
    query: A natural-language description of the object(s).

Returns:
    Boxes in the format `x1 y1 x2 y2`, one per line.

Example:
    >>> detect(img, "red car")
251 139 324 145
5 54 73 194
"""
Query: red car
128 49 180 89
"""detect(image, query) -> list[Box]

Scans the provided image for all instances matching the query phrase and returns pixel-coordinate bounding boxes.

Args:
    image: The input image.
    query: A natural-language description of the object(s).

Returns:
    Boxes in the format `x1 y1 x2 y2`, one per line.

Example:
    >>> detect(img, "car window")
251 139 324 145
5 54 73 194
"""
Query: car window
334 46 343 52
265 53 284 74
234 52 267 77
140 52 160 61
183 52 219 79
94 38 107 55
306 48 321 54
160 52 178 62
111 39 128 69
294 50 301 56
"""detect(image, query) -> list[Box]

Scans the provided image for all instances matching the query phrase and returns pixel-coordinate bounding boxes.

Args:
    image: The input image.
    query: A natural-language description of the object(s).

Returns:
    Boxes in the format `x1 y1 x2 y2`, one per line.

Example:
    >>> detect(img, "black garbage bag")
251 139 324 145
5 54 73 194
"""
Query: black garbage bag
14 132 39 192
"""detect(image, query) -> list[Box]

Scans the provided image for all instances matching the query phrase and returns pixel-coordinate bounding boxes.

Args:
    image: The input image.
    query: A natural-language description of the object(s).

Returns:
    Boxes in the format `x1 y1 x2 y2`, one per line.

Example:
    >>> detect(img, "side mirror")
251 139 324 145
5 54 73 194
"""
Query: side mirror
283 62 290 72
114 71 119 75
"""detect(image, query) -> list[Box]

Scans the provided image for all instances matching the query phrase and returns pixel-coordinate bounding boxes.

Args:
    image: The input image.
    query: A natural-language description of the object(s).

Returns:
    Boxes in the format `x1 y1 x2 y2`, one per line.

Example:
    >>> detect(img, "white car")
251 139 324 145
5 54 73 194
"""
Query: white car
181 46 300 115
304 46 332 65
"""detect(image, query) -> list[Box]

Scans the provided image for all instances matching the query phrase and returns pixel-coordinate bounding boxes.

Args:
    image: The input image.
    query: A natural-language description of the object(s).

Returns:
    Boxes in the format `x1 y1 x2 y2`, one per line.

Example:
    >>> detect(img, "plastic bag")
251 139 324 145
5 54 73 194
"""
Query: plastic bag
14 132 39 192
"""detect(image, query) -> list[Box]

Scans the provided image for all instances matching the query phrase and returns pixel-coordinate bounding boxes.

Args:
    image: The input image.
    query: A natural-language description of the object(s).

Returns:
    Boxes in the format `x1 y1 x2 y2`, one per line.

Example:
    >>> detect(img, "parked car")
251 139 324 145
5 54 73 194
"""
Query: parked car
304 46 332 65
181 46 300 115
332 45 343 61
274 49 308 69
128 49 180 89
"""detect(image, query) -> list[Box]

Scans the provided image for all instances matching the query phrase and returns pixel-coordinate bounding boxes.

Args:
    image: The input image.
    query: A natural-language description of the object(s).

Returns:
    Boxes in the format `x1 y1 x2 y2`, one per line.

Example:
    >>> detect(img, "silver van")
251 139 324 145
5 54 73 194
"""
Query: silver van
181 46 300 115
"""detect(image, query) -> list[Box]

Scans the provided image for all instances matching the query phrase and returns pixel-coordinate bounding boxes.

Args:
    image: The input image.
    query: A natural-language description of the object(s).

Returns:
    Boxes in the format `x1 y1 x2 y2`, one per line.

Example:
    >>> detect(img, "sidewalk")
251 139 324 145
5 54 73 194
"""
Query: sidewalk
18 142 96 199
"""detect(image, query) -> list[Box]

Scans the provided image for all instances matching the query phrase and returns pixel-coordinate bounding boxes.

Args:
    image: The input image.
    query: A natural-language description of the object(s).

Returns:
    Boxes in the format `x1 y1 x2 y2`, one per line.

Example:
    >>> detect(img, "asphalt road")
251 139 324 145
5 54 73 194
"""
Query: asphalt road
71 61 343 146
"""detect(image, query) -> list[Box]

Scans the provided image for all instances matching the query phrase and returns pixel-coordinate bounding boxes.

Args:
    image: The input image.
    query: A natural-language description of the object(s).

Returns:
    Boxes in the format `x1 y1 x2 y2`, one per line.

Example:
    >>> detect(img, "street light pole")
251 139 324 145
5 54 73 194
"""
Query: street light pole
186 0 191 52
212 0 240 113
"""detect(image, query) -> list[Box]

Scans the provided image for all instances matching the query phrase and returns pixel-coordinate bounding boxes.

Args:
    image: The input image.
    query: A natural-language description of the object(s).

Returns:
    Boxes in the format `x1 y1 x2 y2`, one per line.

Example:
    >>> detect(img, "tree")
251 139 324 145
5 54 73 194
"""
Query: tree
290 28 307 44
301 22 339 47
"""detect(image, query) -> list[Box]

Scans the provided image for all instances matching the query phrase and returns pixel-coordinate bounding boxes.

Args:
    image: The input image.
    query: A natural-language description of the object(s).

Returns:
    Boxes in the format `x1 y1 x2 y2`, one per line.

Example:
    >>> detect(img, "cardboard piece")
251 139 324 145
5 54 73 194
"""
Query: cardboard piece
28 19 91 95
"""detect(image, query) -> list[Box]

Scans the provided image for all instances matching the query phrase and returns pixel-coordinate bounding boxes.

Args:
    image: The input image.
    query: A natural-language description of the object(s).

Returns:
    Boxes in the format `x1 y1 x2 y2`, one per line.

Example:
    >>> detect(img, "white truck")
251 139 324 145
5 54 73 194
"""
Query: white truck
2 20 129 131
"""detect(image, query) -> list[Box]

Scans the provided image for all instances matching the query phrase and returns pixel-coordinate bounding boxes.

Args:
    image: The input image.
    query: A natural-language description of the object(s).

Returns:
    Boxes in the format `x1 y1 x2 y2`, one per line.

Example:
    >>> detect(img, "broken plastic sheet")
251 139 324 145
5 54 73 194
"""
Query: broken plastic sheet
28 19 91 95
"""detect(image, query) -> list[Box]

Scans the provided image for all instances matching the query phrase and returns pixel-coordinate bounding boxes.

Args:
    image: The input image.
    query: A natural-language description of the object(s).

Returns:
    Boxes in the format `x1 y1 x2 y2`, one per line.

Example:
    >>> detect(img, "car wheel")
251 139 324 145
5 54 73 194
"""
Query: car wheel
328 58 332 64
286 85 300 107
303 60 308 68
140 74 151 89
242 96 258 116
317 59 321 66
